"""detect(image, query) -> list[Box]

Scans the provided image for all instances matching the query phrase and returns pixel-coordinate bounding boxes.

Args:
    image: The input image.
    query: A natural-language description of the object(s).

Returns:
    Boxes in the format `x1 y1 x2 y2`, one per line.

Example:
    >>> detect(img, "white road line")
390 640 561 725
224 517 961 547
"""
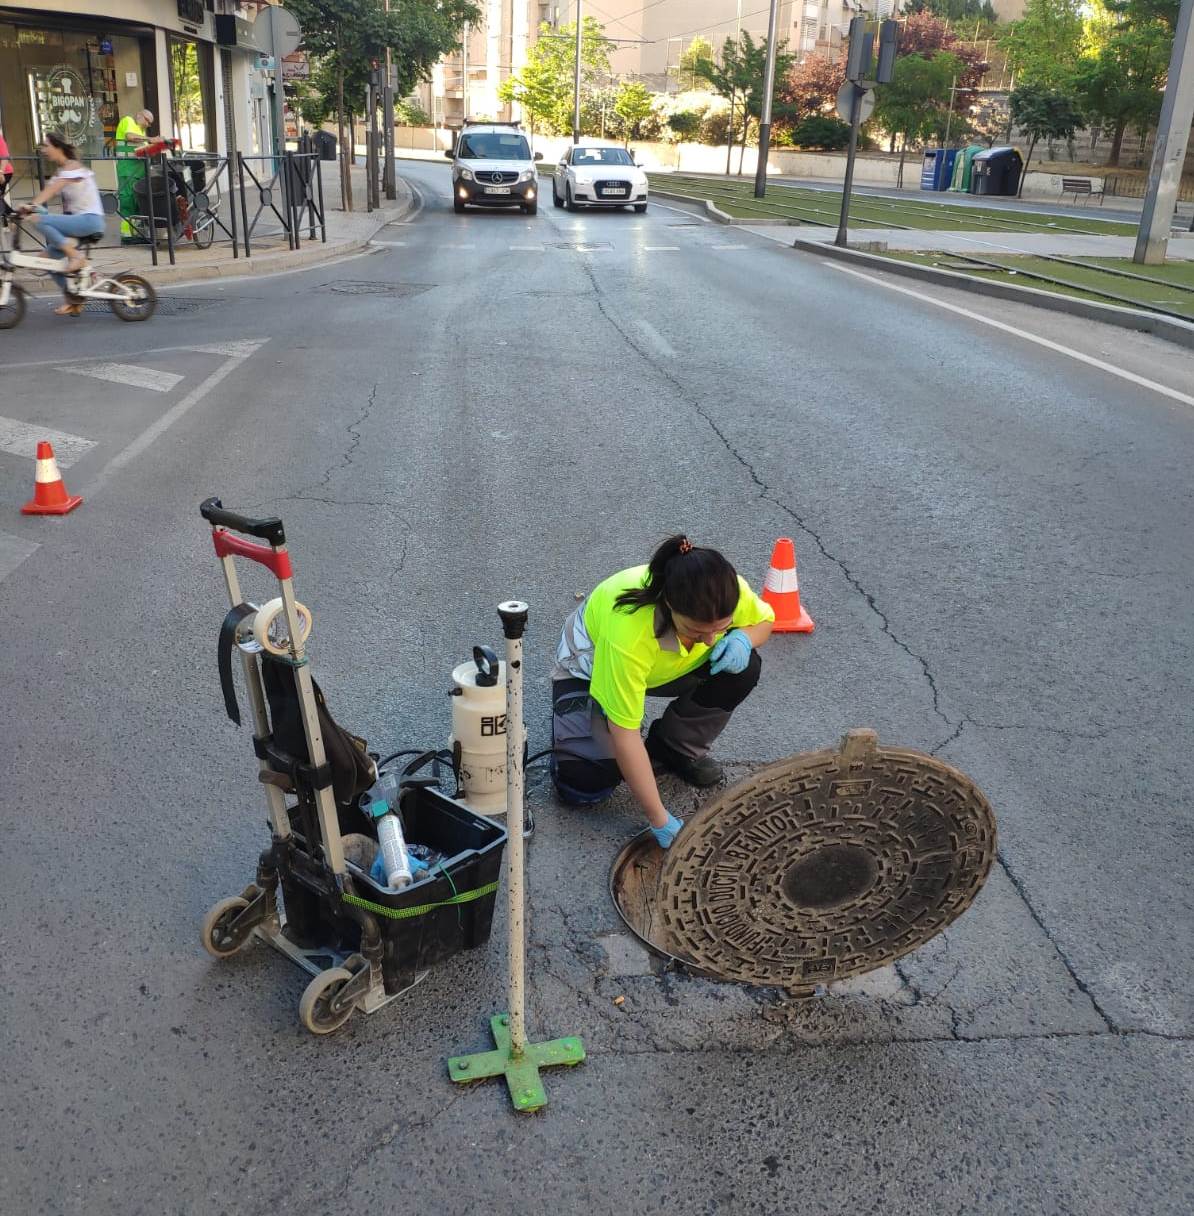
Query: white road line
183 339 269 359
635 318 677 357
646 199 712 223
0 416 96 467
826 262 1194 409
61 363 183 393
83 343 268 498
509 244 545 252
710 244 748 251
644 245 680 251
370 239 408 247
0 530 39 583
444 243 475 249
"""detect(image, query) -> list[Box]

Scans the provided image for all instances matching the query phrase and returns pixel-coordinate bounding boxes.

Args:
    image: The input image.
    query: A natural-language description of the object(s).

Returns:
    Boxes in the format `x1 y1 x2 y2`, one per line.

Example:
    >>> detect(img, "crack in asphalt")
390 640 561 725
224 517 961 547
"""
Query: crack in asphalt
996 847 1118 1033
576 257 956 739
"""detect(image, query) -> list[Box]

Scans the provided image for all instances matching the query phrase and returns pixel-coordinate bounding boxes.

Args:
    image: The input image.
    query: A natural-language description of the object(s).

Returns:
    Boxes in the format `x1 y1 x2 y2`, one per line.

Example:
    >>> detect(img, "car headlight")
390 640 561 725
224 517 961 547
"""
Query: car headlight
460 168 474 182
518 169 535 182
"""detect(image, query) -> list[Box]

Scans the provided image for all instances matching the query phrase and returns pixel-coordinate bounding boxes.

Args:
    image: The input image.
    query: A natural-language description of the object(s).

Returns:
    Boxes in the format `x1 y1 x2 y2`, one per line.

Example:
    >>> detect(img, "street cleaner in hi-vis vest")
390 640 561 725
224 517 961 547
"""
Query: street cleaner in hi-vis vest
551 535 774 848
115 108 154 240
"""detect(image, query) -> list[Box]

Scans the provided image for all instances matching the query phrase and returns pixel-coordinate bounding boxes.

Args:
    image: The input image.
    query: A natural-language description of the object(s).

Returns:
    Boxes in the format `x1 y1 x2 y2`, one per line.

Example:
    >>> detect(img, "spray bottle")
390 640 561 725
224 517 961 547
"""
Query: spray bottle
359 771 413 890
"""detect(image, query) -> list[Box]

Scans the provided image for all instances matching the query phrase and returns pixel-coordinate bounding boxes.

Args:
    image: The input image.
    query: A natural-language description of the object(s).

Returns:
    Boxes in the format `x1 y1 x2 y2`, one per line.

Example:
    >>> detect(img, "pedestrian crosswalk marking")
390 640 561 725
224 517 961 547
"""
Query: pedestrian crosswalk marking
61 363 183 393
182 339 270 358
0 530 39 583
509 244 544 252
644 246 680 251
0 416 96 467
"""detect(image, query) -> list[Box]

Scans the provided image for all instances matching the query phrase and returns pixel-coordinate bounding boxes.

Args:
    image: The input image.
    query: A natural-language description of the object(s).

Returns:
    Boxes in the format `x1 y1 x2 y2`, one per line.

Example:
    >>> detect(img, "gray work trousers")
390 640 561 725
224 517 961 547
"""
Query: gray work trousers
550 649 762 805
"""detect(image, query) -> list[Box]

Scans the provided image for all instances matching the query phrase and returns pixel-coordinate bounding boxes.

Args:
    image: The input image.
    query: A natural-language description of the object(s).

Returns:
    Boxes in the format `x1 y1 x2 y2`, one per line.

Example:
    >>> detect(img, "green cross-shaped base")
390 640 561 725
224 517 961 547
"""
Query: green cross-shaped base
448 1013 586 1113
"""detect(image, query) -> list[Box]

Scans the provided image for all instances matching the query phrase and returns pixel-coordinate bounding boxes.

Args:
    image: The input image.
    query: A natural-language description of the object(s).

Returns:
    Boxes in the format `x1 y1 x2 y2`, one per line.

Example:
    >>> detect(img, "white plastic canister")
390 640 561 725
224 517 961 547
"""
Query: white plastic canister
449 648 519 816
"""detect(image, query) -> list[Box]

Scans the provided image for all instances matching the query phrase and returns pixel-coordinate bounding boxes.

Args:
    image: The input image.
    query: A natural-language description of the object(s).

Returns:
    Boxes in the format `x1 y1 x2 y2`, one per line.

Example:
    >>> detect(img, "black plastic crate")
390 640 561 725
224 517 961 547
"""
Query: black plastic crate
278 784 506 993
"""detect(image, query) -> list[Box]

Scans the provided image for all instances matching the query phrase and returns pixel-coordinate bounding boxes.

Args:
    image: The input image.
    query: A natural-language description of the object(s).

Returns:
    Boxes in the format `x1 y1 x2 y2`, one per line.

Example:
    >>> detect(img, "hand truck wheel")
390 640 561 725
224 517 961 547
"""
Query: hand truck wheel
298 966 357 1035
200 894 256 959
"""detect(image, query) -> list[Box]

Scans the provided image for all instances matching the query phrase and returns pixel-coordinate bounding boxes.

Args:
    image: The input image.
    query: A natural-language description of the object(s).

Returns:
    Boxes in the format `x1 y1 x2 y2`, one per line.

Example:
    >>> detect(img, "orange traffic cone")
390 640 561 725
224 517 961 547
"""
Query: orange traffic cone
760 537 813 633
21 441 83 516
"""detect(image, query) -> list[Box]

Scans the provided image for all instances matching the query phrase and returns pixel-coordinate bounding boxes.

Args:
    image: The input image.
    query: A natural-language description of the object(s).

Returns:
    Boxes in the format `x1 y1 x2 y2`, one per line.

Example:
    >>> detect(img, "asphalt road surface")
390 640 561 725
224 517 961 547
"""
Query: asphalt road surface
1 159 1191 1216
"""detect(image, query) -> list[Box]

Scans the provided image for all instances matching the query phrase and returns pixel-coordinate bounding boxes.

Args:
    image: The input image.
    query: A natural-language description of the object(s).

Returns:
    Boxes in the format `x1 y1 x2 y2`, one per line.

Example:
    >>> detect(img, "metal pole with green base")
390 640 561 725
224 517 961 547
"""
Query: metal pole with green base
447 600 585 1112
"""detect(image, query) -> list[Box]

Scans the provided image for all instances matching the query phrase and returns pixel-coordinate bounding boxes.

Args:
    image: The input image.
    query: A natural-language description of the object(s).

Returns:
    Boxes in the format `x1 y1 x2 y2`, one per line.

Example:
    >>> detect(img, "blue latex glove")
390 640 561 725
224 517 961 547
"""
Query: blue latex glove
650 812 684 849
370 852 428 884
708 628 752 675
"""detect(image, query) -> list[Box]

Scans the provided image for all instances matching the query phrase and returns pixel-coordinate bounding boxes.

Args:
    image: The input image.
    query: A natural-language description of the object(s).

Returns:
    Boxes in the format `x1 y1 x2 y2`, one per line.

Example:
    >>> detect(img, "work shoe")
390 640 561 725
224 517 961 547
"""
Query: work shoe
646 729 724 787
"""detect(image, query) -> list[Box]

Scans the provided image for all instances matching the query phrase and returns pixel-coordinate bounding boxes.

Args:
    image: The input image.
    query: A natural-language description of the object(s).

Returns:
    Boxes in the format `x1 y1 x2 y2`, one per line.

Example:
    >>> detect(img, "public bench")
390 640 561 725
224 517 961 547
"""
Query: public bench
1061 177 1104 205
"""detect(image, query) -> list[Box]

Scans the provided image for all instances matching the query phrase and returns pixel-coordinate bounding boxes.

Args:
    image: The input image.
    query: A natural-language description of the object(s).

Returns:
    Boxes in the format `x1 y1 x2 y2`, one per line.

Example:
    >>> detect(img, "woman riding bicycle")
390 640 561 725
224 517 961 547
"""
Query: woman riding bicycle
20 133 106 316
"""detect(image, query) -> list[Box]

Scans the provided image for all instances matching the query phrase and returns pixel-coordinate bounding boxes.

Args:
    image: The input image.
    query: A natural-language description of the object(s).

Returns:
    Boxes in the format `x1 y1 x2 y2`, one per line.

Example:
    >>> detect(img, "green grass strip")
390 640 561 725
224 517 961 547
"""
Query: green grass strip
343 880 499 921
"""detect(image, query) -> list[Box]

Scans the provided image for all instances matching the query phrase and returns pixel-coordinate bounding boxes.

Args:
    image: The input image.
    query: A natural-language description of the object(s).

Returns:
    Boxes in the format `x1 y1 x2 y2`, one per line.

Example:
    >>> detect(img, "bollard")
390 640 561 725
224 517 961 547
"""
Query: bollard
447 600 585 1112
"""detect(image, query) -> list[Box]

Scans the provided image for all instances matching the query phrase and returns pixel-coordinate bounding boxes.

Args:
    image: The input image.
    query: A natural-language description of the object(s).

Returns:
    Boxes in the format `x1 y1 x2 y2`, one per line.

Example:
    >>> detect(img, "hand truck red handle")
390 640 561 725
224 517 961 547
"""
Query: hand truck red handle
200 496 292 579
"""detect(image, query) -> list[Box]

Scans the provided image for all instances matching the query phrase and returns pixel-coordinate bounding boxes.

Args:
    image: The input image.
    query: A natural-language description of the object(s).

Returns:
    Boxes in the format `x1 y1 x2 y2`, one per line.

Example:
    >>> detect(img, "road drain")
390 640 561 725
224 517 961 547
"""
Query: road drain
610 729 997 995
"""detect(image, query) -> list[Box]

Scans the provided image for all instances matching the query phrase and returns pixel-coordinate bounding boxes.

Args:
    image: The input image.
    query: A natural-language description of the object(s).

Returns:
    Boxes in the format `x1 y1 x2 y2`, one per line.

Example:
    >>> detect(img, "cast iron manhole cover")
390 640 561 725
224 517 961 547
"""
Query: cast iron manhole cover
550 241 613 252
81 295 219 315
321 280 435 296
614 730 997 993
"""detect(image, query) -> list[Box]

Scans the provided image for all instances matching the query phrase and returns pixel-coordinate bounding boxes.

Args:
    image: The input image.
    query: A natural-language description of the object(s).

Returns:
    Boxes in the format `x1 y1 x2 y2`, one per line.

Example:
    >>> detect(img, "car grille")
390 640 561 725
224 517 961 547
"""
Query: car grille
475 170 518 184
595 179 632 198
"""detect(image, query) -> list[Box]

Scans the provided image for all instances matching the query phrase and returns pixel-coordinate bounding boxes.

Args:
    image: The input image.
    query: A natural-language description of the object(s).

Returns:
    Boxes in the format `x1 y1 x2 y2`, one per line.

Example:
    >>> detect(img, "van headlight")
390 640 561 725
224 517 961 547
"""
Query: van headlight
460 168 474 181
518 169 535 182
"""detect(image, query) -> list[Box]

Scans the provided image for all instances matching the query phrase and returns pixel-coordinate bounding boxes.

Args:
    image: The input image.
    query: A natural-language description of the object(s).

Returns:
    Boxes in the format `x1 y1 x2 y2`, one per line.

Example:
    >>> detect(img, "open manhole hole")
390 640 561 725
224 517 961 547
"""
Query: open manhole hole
610 729 997 995
321 280 435 297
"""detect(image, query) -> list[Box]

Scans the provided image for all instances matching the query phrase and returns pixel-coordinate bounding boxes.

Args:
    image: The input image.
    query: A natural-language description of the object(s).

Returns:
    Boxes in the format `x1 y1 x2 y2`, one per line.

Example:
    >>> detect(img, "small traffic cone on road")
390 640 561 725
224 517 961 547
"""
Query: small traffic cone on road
21 441 82 516
760 537 813 633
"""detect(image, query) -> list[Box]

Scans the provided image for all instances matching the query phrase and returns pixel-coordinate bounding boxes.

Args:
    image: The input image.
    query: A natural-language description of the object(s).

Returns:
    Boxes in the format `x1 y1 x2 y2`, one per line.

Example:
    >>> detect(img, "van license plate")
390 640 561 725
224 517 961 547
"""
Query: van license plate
484 186 511 195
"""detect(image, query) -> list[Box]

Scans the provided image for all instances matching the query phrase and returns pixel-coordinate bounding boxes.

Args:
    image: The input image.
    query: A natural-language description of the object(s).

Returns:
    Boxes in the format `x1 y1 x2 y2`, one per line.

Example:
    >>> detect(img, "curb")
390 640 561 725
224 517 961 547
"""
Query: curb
650 188 794 226
791 237 1194 351
26 181 418 297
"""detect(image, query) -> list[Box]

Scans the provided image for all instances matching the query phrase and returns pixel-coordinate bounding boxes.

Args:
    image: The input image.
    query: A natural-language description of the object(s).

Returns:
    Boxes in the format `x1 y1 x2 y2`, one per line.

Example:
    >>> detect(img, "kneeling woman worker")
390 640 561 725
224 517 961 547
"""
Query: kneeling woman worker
552 535 773 848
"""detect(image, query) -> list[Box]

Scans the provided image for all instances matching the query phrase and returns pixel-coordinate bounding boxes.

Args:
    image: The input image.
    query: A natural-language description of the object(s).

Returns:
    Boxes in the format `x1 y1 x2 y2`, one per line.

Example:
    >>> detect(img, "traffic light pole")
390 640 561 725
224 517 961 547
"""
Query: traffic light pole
1133 0 1194 264
835 84 863 247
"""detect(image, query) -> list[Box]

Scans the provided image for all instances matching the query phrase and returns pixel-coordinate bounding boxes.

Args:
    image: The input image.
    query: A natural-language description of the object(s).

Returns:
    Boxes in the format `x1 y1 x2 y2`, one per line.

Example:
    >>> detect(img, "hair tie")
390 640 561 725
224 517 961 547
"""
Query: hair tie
678 537 693 555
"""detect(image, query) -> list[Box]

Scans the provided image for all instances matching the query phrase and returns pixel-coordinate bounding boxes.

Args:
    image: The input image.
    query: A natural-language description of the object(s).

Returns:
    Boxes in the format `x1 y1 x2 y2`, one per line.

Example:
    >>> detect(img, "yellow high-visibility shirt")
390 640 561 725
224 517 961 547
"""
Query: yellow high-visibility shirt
115 115 145 143
581 565 773 730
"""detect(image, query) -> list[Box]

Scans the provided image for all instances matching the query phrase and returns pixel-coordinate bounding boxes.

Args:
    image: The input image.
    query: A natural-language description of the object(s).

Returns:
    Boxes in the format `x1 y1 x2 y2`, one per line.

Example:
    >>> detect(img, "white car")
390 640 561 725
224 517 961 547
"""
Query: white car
552 143 648 213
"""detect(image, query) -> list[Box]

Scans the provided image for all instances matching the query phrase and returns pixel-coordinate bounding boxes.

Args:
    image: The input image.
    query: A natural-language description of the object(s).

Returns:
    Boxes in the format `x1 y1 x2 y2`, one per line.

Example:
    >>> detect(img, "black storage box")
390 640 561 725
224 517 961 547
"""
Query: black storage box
277 784 506 993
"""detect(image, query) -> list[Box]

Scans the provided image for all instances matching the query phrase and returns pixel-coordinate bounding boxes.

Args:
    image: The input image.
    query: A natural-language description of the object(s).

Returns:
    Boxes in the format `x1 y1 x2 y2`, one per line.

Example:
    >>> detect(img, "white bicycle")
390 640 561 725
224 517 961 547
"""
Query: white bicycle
0 209 156 329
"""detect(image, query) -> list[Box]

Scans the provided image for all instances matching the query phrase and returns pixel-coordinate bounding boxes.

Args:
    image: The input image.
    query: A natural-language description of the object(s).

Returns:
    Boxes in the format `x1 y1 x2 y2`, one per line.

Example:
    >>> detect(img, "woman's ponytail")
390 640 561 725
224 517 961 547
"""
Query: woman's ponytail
614 534 740 629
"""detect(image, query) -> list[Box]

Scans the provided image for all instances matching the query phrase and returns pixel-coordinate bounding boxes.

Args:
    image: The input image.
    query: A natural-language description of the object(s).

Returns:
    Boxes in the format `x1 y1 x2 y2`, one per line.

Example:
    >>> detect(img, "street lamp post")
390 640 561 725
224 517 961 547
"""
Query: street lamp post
753 0 782 197
573 0 583 143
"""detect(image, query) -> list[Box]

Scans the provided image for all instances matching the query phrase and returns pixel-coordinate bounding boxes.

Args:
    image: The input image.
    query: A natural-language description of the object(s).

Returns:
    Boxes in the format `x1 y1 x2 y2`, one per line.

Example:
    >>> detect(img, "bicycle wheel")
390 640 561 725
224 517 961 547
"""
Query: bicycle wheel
192 209 215 250
0 283 26 329
109 273 156 322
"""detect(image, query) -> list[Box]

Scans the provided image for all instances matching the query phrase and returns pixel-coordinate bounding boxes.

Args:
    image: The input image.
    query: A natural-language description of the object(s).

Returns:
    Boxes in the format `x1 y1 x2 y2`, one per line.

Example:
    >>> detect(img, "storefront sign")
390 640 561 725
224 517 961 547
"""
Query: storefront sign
33 66 98 144
281 52 309 81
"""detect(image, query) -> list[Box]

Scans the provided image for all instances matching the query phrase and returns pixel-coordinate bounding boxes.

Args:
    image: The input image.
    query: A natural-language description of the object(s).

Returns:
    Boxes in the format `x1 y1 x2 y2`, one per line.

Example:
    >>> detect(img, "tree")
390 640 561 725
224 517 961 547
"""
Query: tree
999 0 1085 89
289 0 478 210
779 55 845 126
665 110 702 142
1075 0 1173 165
1008 83 1084 188
872 51 964 185
612 81 654 144
498 19 613 136
789 115 852 150
672 37 715 92
905 0 997 22
696 32 796 173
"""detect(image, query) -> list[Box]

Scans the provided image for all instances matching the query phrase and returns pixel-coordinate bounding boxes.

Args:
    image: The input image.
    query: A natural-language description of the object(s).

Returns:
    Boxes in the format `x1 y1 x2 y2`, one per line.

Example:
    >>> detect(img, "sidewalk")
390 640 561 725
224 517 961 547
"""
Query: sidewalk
26 163 414 296
766 226 1194 259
